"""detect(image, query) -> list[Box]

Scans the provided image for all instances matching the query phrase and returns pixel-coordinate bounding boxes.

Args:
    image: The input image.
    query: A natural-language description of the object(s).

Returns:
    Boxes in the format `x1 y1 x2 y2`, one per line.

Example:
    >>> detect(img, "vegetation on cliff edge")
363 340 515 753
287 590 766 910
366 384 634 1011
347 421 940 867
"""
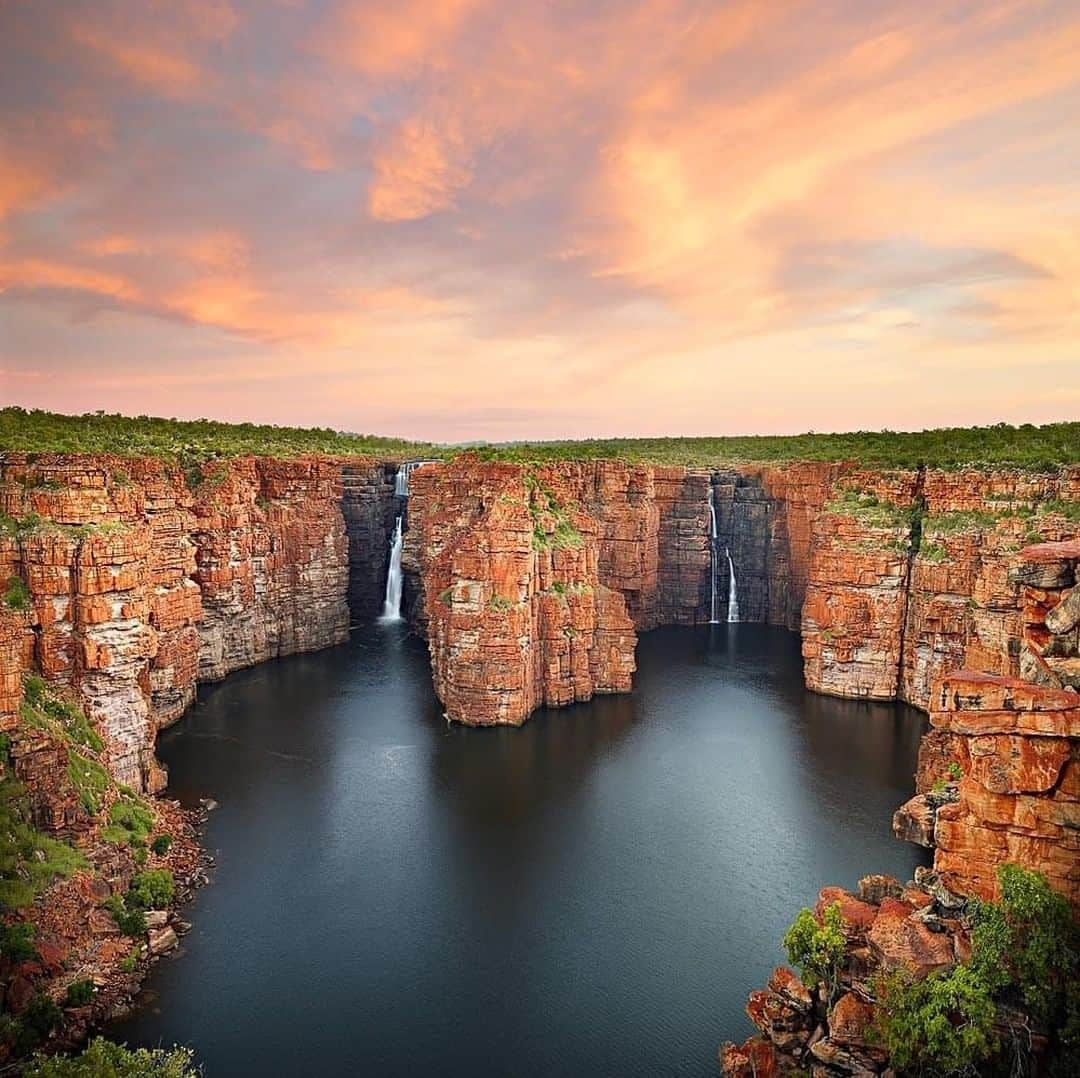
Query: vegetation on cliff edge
3 407 1078 470
877 865 1078 1076
24 1038 198 1077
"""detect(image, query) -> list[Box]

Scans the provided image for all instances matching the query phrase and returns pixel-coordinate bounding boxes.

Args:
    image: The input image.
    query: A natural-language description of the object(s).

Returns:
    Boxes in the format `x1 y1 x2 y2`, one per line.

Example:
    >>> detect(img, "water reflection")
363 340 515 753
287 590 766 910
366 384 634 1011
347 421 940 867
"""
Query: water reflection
113 623 927 1078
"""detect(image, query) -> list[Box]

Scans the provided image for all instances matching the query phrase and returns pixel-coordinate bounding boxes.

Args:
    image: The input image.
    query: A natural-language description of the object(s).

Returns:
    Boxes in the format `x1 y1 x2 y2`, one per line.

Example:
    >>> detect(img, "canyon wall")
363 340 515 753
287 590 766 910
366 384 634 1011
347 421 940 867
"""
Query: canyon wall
894 539 1080 908
4 451 1076 773
802 466 1080 709
403 458 637 725
0 453 394 791
341 460 398 620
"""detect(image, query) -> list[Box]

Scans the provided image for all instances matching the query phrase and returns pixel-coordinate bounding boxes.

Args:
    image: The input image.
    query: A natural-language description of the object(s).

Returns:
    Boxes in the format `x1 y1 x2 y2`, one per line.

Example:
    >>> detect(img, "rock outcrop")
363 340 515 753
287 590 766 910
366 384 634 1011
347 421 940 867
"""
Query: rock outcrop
893 539 1080 909
0 453 385 791
721 875 976 1077
191 456 350 683
802 466 1080 707
404 457 636 724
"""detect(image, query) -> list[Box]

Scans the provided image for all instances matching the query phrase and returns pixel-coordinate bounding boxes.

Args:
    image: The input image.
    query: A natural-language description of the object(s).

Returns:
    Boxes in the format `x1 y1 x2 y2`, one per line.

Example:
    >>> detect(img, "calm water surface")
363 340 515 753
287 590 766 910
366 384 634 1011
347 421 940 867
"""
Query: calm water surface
112 624 926 1076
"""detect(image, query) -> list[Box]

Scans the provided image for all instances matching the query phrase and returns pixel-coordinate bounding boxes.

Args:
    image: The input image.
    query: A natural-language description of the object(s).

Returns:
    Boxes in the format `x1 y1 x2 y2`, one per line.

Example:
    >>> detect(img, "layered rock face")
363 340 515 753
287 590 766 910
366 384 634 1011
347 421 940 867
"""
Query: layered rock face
802 466 1080 707
191 457 350 682
894 540 1080 909
653 468 713 624
1 454 199 789
404 458 636 724
0 453 383 790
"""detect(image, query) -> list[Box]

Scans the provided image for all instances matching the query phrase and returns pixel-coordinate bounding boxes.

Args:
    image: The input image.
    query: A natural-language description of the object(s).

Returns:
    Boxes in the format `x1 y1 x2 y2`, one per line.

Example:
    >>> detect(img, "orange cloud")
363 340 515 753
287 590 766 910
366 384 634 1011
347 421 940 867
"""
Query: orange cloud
311 0 485 78
369 116 473 221
2 0 1078 439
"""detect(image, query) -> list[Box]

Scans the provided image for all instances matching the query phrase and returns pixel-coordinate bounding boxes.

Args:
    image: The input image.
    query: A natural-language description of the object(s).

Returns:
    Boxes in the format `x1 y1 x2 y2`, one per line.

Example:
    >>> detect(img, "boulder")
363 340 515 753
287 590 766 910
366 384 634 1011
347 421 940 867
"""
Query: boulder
147 926 178 956
866 899 954 977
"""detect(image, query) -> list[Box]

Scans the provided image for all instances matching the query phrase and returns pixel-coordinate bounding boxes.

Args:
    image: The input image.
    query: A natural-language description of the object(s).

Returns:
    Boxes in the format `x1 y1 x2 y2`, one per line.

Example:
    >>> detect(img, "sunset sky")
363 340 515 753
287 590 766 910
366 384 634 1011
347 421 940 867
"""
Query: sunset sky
1 0 1078 441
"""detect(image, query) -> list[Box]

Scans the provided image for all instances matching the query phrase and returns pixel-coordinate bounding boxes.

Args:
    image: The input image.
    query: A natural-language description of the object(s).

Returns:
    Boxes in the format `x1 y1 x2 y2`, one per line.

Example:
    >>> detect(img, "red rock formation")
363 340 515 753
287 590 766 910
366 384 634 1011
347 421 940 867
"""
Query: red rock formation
406 457 637 725
0 452 366 789
801 471 921 699
191 456 350 682
893 540 1080 909
0 455 197 788
802 465 1080 707
721 877 971 1076
922 671 1079 908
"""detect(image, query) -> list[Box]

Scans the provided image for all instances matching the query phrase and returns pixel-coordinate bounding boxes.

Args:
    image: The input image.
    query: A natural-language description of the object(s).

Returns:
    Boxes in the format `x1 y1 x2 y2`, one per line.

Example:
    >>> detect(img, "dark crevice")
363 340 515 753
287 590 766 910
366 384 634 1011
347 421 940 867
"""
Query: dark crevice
895 464 928 700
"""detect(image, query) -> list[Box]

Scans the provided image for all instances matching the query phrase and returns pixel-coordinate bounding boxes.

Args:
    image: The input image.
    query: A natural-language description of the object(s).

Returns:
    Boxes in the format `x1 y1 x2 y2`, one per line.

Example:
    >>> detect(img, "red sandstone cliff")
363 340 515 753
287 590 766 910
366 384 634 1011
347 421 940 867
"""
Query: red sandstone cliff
802 466 1080 708
1 453 368 792
404 458 636 725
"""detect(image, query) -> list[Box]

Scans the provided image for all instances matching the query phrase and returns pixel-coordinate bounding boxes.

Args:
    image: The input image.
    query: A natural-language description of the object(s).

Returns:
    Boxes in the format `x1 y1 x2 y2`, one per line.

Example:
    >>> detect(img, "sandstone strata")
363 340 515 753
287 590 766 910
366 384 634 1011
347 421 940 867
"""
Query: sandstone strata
404 457 636 724
892 540 1080 908
802 466 1080 708
0 453 376 791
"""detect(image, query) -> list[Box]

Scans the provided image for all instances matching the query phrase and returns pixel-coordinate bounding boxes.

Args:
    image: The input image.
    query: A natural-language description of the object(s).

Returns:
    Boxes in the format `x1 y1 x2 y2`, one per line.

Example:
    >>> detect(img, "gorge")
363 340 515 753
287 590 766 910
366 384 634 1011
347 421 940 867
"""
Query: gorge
0 418 1077 1075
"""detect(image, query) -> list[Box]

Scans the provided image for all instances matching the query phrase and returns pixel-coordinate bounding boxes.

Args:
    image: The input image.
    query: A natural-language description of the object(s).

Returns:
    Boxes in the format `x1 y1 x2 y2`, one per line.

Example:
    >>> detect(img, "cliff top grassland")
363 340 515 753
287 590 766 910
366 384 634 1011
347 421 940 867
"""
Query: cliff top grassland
1 406 1078 470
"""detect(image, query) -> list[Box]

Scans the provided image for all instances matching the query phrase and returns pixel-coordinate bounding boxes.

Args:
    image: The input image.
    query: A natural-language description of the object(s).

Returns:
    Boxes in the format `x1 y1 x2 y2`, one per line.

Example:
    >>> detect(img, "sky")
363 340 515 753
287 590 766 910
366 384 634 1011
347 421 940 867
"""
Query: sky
1 0 1078 442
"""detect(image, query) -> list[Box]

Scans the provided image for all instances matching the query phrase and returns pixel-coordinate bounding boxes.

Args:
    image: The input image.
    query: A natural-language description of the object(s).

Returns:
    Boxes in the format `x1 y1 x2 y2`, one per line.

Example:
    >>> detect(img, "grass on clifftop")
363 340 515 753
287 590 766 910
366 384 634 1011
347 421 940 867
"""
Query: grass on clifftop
2 407 1078 470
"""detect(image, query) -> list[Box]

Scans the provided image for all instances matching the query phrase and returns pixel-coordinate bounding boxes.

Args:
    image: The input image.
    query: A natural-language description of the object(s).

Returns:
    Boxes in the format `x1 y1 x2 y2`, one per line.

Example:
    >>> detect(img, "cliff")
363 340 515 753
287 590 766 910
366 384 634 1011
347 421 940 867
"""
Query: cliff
403 458 636 725
0 452 403 792
894 539 1080 909
802 466 1080 708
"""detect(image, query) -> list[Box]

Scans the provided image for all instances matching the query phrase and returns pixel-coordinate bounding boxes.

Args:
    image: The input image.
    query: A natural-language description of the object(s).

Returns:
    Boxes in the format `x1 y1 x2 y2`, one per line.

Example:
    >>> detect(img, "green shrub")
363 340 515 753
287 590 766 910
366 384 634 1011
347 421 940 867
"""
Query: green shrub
0 778 88 909
118 947 140 974
106 895 146 937
488 594 513 611
22 682 105 752
67 751 110 815
0 920 39 962
877 964 998 1075
127 869 174 910
919 541 949 563
9 993 62 1055
783 903 846 1001
24 1037 198 1077
947 762 963 781
104 799 154 845
64 979 94 1007
5 408 1076 469
4 575 30 611
971 863 1077 1022
151 834 173 856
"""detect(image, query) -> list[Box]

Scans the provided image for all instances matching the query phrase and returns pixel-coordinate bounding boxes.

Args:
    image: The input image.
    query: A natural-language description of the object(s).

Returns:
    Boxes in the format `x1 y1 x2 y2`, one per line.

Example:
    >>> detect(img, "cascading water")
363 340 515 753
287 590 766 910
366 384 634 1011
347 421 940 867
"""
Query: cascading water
380 514 404 621
726 548 740 623
708 487 720 624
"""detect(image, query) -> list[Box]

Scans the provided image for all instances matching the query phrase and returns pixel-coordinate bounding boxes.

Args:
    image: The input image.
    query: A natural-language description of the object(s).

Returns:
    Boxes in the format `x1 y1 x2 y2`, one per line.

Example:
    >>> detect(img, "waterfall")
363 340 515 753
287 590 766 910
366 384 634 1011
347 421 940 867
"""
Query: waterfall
708 487 720 624
380 514 404 621
394 460 439 497
726 548 740 623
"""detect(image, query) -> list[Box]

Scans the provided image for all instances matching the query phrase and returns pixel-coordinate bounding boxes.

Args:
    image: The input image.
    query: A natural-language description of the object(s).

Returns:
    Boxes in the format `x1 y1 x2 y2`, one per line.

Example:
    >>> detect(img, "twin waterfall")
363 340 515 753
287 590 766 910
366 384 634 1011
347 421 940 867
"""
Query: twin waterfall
381 461 439 622
725 548 740 623
381 514 405 621
708 485 740 624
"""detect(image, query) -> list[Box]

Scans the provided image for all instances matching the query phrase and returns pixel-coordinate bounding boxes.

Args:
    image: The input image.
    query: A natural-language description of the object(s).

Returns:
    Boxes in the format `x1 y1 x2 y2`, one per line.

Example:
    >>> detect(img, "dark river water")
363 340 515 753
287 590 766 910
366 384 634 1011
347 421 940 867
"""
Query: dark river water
112 623 927 1077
